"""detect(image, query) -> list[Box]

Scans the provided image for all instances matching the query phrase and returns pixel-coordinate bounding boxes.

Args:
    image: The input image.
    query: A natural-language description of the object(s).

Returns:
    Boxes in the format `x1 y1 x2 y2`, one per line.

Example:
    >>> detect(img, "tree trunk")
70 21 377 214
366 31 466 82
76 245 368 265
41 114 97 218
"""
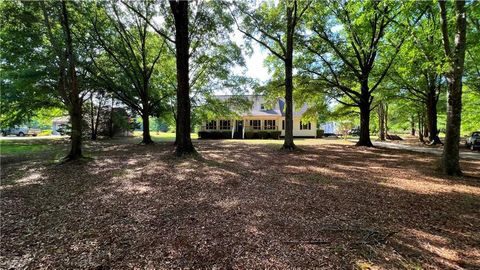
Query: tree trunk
109 97 114 138
426 88 442 145
423 120 429 139
357 102 373 147
61 0 82 161
384 103 388 136
141 113 153 144
93 97 102 141
439 0 467 176
170 0 195 156
410 115 415 136
377 101 385 141
90 94 96 140
356 81 373 147
418 112 424 142
282 7 296 150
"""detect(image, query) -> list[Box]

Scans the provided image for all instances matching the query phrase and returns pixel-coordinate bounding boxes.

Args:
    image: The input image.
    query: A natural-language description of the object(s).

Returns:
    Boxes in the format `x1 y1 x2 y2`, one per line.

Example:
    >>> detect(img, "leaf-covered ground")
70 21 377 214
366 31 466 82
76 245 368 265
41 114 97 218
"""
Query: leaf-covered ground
1 139 479 269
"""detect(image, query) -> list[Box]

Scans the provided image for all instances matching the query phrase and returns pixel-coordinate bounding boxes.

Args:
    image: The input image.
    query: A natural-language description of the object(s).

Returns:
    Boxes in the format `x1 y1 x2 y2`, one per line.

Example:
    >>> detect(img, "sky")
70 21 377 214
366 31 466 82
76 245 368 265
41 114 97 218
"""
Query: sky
230 29 270 84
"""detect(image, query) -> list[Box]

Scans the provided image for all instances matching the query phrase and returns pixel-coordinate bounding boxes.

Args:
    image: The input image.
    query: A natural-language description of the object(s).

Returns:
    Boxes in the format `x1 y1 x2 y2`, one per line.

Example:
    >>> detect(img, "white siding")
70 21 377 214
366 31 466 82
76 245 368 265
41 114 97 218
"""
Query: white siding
280 118 317 137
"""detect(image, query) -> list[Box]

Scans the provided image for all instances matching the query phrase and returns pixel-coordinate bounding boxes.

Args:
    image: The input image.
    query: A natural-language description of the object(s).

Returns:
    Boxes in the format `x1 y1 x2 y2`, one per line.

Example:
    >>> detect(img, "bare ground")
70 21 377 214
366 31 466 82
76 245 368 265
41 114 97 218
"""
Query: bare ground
1 139 480 269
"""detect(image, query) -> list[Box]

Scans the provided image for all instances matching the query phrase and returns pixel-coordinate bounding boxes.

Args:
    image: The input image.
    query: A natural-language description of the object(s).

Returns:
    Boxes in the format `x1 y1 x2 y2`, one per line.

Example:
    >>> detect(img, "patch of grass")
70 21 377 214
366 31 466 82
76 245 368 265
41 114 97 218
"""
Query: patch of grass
0 143 51 155
133 131 198 142
0 138 66 156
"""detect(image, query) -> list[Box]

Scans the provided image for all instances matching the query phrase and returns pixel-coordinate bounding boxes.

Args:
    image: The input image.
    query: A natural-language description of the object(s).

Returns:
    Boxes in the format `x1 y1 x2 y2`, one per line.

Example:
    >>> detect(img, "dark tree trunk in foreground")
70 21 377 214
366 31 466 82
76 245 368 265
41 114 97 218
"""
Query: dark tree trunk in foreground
61 0 82 160
358 101 373 147
357 81 373 147
170 0 195 156
141 113 153 144
426 87 442 145
282 2 296 150
439 0 467 176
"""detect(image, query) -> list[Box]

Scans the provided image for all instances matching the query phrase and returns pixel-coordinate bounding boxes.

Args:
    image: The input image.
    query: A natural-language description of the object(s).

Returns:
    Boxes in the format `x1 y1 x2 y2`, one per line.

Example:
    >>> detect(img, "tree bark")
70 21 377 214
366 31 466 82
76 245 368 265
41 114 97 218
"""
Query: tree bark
170 0 195 156
357 102 373 147
61 0 82 161
141 113 153 144
426 87 442 145
384 103 388 135
109 97 114 138
418 112 424 142
282 3 296 150
377 102 386 141
439 0 467 176
93 96 102 141
356 80 373 147
410 115 415 136
423 119 429 139
90 94 96 140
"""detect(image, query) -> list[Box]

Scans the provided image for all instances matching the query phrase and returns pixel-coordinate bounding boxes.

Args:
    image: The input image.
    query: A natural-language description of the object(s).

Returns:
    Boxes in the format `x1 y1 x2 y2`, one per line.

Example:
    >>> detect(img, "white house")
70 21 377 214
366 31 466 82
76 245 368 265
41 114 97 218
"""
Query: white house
200 95 317 139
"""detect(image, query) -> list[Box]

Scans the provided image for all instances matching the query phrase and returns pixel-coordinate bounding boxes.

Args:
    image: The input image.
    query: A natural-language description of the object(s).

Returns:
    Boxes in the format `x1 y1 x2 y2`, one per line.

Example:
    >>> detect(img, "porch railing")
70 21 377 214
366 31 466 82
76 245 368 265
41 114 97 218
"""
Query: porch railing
199 125 279 132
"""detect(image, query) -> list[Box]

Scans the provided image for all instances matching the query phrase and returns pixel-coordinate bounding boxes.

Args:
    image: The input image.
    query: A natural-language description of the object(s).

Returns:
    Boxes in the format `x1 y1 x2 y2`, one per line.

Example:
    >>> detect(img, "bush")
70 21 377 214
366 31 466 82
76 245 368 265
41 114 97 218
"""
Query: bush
270 131 281 139
245 131 256 139
258 131 269 139
198 131 231 139
244 131 281 139
316 129 324 138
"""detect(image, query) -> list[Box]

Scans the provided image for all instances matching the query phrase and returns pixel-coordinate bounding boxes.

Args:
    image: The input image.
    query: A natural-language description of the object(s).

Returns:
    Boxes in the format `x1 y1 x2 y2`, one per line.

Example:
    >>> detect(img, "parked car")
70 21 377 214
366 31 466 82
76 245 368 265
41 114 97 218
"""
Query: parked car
1 126 40 137
56 123 71 136
465 131 480 151
348 128 360 136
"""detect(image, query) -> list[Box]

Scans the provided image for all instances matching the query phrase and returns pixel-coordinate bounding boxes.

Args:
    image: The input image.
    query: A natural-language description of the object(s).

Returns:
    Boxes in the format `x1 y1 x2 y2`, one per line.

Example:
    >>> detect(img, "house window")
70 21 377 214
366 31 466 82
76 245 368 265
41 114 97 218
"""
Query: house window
282 120 285 130
260 103 265 110
219 120 231 130
264 120 276 130
249 120 261 130
206 120 216 130
300 121 311 130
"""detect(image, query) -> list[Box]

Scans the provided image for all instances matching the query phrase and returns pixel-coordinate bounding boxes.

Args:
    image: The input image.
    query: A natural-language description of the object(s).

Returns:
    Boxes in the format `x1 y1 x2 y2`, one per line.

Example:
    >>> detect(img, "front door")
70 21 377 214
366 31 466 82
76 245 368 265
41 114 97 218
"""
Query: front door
234 120 243 139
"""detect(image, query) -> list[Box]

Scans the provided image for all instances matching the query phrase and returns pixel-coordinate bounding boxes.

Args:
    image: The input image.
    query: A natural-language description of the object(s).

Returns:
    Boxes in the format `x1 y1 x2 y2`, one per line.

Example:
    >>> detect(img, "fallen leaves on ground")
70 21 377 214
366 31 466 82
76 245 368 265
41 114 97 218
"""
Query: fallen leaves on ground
1 139 479 269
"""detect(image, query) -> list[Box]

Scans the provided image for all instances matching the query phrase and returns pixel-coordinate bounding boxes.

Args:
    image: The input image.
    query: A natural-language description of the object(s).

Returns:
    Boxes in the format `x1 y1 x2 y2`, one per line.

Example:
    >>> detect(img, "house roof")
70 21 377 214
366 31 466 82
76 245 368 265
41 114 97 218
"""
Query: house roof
214 95 310 117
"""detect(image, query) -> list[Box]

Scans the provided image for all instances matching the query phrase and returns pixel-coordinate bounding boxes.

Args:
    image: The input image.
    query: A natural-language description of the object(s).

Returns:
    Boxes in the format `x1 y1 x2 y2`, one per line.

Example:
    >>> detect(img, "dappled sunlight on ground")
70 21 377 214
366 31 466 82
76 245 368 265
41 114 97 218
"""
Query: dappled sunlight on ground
1 138 479 269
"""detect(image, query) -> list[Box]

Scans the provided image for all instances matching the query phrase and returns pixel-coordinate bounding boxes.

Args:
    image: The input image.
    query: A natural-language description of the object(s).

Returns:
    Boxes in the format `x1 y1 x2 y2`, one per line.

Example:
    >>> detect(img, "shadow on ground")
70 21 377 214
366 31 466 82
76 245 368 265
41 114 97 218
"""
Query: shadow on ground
1 139 479 269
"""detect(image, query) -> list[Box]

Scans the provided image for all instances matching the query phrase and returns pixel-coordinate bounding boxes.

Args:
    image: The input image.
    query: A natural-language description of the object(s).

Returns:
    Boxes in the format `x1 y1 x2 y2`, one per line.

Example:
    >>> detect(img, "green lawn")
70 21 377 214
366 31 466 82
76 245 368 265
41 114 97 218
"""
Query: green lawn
133 131 198 141
0 138 65 156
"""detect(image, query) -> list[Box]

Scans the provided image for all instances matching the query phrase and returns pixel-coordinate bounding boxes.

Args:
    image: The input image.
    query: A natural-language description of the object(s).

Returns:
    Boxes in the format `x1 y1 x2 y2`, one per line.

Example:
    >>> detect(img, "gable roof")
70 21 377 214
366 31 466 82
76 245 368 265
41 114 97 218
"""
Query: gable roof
213 95 310 117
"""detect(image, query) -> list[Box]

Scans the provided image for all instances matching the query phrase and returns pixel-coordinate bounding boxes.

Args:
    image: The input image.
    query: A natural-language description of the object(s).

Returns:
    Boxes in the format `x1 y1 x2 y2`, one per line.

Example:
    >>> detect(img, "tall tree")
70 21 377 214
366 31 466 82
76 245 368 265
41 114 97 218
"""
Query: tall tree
232 0 311 150
390 7 445 145
41 0 84 161
84 1 171 144
438 0 467 176
302 0 422 146
169 0 195 155
125 0 242 155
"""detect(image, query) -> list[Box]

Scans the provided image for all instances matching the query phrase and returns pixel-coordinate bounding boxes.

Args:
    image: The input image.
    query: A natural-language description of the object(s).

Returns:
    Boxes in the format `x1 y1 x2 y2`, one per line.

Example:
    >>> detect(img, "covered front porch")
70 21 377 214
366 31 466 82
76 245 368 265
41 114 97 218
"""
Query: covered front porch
199 118 281 139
